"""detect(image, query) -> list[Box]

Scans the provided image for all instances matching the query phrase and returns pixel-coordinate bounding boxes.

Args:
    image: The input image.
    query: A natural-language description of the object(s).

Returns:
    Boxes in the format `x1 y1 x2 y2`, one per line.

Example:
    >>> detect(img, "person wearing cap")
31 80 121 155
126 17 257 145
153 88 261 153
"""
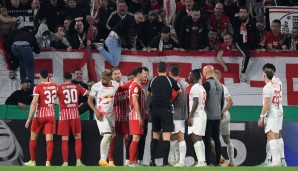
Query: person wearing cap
10 26 40 90
149 26 178 51
5 79 33 110
122 29 147 54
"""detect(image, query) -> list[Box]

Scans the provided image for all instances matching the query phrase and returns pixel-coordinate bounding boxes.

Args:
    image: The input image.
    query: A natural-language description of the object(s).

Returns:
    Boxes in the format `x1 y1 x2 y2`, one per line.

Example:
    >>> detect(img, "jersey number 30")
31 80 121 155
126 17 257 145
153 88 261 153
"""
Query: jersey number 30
63 89 78 104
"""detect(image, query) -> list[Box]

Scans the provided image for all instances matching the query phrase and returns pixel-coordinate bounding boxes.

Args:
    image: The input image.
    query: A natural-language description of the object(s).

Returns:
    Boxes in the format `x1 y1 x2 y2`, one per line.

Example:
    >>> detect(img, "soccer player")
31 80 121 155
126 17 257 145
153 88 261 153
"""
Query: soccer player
213 70 235 166
108 68 130 166
148 61 181 166
88 69 131 167
128 67 147 166
261 63 286 167
168 64 188 166
25 70 57 166
57 72 89 166
187 69 207 167
258 68 281 167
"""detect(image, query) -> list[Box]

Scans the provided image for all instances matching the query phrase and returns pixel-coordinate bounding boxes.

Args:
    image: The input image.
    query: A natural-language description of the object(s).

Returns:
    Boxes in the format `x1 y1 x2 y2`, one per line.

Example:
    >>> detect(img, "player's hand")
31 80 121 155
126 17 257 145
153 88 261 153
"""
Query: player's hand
187 116 193 126
221 112 224 120
258 117 264 127
139 117 144 126
25 119 31 128
95 110 103 121
18 102 26 110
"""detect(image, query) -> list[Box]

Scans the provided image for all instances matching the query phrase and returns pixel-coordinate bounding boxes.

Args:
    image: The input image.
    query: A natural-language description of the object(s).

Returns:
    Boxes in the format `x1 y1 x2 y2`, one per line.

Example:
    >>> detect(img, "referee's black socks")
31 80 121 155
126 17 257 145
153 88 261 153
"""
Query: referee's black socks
162 140 170 166
150 139 158 165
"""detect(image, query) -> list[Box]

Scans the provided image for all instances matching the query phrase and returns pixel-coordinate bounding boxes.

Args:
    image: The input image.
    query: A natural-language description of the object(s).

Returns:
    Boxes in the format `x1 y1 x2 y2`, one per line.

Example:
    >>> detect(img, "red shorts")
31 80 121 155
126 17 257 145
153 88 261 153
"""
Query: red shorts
129 120 144 135
115 121 129 135
57 118 82 136
31 116 56 134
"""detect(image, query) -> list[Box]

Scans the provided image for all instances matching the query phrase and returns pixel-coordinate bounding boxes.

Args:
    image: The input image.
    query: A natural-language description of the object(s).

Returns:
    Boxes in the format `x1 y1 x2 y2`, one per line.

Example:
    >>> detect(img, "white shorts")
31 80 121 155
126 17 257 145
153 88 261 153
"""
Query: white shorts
173 120 185 133
220 111 230 135
95 114 115 135
188 113 206 136
264 117 280 134
278 115 283 131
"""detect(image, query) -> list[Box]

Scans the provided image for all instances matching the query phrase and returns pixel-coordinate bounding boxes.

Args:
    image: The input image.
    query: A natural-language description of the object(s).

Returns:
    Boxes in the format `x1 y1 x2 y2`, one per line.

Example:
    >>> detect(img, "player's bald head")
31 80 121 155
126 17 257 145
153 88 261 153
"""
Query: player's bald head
203 65 214 74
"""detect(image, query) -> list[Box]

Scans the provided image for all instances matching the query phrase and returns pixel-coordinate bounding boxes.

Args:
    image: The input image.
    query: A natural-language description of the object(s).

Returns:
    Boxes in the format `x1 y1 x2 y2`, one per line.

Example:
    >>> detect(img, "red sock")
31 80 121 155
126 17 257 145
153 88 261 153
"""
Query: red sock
46 140 53 162
29 139 37 161
129 141 139 164
62 140 68 162
108 136 116 162
75 138 82 160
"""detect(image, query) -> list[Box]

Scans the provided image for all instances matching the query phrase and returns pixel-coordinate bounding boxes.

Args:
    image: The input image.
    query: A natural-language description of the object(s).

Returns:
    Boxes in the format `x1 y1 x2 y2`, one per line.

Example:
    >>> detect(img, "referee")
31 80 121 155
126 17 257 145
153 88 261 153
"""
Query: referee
202 65 224 166
147 61 181 166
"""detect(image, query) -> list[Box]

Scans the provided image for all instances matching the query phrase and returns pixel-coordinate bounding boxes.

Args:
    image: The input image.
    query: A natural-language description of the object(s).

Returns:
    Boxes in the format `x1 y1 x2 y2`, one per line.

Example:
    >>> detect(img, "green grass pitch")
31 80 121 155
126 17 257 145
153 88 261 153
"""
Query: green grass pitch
1 166 297 171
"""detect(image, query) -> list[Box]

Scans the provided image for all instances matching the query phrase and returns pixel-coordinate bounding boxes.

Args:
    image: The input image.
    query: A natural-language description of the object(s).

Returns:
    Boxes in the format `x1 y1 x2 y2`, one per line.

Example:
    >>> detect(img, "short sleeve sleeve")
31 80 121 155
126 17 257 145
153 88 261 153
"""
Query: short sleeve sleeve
90 84 97 97
263 85 270 98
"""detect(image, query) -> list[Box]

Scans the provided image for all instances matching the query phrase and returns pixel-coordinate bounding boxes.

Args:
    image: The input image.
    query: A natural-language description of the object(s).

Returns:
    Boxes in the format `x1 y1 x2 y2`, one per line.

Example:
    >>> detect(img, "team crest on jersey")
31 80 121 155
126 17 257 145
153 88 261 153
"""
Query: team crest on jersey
134 87 138 93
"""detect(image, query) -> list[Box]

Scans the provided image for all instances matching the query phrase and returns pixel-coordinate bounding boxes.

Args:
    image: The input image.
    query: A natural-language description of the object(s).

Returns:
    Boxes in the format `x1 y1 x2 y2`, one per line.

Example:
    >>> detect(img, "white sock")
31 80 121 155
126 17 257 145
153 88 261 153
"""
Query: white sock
265 141 272 163
178 140 186 164
227 142 234 163
100 134 111 161
269 139 280 164
194 141 204 162
169 140 177 164
200 141 206 162
278 138 285 162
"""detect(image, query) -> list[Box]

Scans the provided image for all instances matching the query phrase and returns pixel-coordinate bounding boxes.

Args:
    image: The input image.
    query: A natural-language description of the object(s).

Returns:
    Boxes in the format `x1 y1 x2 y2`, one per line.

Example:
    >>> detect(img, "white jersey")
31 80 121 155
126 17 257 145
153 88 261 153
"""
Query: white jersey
272 76 283 115
189 83 206 117
222 84 231 110
263 81 280 117
90 80 120 116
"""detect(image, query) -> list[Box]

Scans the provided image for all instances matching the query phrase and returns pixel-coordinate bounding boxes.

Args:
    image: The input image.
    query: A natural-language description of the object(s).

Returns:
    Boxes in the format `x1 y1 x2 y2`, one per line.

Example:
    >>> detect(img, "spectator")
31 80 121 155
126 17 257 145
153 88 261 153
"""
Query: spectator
141 0 163 15
85 0 100 23
6 0 21 10
31 0 40 29
0 6 17 39
266 19 284 52
142 11 164 46
223 0 239 21
203 0 214 17
58 0 86 27
94 10 144 67
122 29 147 53
94 0 111 41
128 0 142 13
207 29 222 51
174 0 194 34
35 23 52 49
19 0 31 9
232 7 258 82
256 20 267 52
11 26 40 90
149 26 179 51
5 78 33 110
78 79 95 120
72 69 89 106
208 3 233 39
66 18 88 49
36 0 65 32
216 33 237 72
50 25 72 50
64 17 72 32
282 27 298 51
202 65 224 166
106 0 133 31
178 7 209 51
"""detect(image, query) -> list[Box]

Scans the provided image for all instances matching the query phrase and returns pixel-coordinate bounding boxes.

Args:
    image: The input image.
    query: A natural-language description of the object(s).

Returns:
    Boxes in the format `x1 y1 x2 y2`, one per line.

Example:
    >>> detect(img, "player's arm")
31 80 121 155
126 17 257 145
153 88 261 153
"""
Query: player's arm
258 97 270 127
222 96 233 113
118 79 133 91
171 78 182 94
187 97 198 127
132 95 143 123
88 95 102 120
25 95 39 128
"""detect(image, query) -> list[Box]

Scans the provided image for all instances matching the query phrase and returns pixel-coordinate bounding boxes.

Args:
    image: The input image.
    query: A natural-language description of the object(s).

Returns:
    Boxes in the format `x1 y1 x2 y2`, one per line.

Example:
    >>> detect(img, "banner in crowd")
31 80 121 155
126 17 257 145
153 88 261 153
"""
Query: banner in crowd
7 9 35 29
27 51 298 106
269 6 298 35
1 120 297 166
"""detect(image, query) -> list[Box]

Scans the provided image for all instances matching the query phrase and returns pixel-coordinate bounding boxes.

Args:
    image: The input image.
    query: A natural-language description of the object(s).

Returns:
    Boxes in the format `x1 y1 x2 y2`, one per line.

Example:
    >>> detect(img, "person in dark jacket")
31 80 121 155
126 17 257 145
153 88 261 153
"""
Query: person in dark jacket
232 7 259 82
5 78 33 110
149 26 179 51
142 11 165 46
178 7 209 51
66 18 88 49
173 0 194 35
11 26 40 90
94 10 145 67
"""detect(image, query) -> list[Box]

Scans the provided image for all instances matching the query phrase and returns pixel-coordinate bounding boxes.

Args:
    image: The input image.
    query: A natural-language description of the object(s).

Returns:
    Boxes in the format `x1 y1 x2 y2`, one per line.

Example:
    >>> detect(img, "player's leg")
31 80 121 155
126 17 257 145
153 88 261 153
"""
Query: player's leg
150 109 161 166
107 135 116 166
278 115 286 166
25 118 40 166
222 134 235 166
44 117 55 166
137 118 148 165
58 120 70 166
176 131 186 166
96 116 112 166
129 134 141 165
168 133 177 165
72 119 83 166
265 117 281 166
161 109 174 166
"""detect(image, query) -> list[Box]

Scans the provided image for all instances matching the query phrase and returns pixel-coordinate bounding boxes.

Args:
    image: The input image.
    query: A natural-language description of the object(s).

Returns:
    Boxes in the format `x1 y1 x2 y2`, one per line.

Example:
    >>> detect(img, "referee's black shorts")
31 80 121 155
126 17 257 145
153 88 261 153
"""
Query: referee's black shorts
151 106 174 132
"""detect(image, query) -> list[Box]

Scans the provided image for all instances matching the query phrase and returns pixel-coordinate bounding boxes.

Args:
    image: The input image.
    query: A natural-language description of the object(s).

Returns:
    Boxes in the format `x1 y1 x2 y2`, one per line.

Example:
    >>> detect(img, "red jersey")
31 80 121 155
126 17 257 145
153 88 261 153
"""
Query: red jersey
114 90 129 122
57 82 87 120
33 82 57 118
266 31 284 49
220 42 235 52
209 13 230 36
129 81 146 120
